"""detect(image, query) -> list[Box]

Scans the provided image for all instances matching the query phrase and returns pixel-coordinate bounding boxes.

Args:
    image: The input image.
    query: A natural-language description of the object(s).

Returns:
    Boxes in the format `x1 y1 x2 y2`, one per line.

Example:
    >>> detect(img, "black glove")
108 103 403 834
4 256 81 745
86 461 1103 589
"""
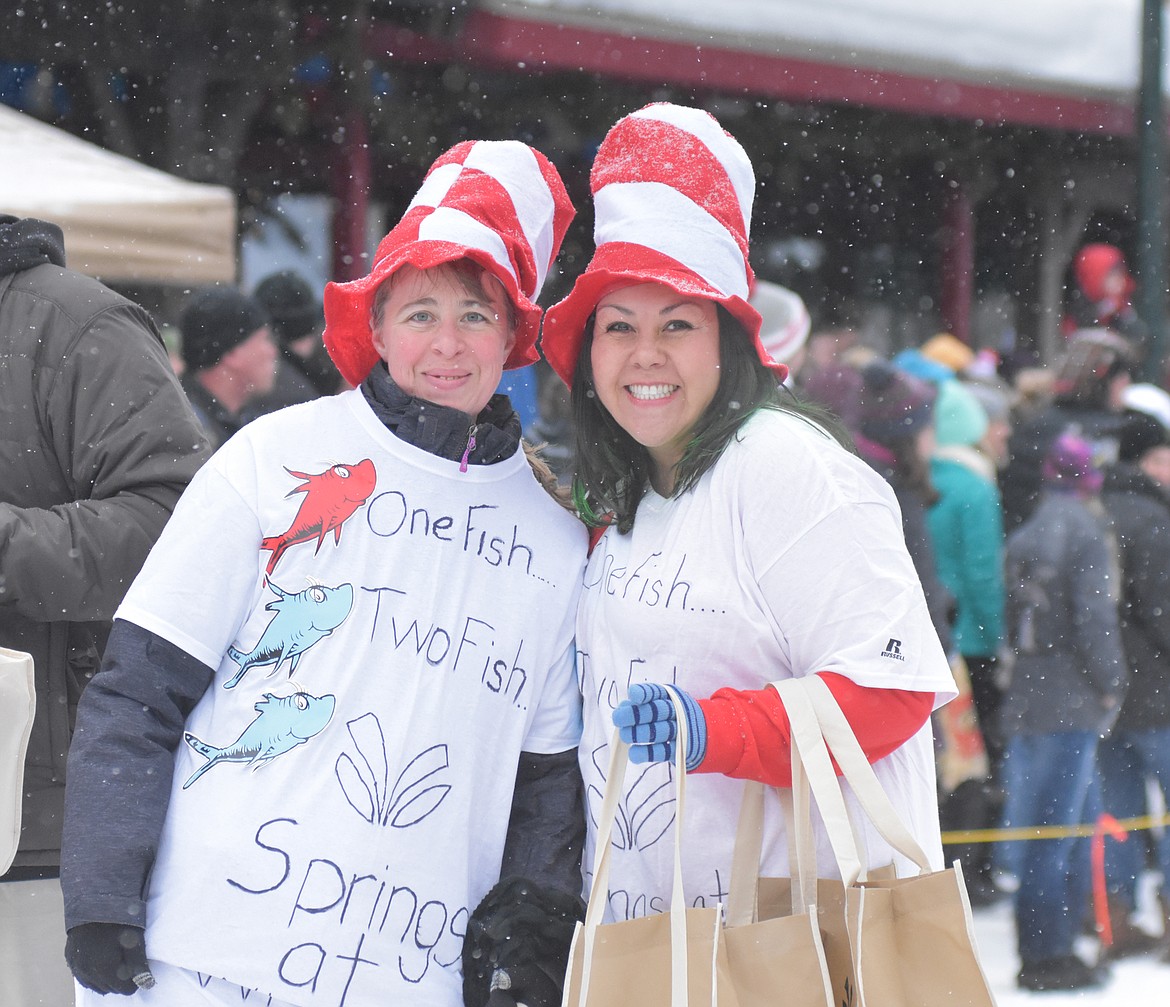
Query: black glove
65 922 153 995
463 877 585 1007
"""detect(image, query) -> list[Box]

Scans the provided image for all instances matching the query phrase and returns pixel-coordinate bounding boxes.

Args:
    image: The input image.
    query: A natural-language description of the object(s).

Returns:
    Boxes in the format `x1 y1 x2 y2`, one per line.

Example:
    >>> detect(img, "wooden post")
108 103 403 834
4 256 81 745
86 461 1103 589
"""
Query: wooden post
940 180 975 343
331 110 371 282
1135 0 1167 379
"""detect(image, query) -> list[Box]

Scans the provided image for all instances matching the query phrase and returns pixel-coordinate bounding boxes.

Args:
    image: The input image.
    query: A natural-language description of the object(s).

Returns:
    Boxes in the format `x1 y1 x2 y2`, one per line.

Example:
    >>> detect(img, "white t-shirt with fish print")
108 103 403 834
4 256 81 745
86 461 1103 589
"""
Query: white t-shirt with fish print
576 409 957 923
116 389 587 1007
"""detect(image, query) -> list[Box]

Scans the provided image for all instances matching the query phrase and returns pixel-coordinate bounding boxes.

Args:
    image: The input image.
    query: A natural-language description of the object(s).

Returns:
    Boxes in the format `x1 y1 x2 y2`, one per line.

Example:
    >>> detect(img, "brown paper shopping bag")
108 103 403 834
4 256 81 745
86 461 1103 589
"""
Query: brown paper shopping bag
0 648 36 874
561 706 727 1007
774 676 997 1007
731 682 867 1007
721 779 833 1007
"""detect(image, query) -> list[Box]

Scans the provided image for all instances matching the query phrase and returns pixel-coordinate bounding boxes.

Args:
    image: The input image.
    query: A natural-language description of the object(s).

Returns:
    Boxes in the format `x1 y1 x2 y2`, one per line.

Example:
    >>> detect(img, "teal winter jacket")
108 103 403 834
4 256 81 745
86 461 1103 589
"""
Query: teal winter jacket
928 448 1005 657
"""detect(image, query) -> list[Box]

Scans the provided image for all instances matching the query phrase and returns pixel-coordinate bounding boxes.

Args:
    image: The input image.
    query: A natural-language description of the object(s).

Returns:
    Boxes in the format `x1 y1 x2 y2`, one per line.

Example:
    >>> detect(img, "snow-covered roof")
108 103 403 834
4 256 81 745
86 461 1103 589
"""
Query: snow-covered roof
475 0 1168 131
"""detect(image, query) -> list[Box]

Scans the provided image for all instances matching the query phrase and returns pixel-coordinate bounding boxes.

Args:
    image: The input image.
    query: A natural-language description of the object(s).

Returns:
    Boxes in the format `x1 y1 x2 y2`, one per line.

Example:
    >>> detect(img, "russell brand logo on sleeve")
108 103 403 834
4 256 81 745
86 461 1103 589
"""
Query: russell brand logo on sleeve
881 638 905 661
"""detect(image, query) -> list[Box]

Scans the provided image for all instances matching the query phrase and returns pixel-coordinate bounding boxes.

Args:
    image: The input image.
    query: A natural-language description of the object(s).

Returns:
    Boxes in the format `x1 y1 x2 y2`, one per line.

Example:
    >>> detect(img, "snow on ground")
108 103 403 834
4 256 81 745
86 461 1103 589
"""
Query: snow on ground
969 871 1168 1004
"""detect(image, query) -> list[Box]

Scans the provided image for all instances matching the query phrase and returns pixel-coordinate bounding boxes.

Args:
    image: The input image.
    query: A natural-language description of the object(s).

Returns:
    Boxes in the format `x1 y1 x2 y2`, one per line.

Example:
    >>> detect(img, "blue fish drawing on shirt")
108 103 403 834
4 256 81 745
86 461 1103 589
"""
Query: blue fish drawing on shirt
224 580 354 690
182 690 336 789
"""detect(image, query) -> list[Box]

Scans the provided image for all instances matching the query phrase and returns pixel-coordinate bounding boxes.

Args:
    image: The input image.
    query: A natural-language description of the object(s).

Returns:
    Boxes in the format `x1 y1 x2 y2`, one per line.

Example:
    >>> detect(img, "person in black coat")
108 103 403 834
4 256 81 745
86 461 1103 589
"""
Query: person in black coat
1099 409 1170 960
0 215 210 1006
255 269 347 397
1002 432 1127 991
177 285 281 449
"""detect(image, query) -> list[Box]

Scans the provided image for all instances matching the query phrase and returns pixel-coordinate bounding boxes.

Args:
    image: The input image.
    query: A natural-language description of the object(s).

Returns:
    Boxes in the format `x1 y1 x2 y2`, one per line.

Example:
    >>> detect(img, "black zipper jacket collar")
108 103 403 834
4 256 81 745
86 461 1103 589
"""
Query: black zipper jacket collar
361 362 521 466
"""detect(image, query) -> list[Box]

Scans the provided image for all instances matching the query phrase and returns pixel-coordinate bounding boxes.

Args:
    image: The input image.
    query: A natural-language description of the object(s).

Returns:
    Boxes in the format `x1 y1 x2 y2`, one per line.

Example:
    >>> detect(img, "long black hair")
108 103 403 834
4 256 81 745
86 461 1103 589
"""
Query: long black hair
570 305 851 532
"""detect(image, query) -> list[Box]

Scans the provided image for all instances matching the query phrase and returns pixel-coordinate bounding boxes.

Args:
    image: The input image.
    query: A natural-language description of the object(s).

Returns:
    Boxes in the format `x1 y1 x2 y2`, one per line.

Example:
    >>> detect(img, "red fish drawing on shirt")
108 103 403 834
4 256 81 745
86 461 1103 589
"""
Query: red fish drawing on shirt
260 459 377 575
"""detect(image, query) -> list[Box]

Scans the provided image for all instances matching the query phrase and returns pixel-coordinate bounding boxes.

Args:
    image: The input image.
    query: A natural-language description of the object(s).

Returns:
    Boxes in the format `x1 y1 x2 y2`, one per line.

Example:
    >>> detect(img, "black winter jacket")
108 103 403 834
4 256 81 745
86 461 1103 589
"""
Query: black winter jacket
1003 491 1128 737
0 216 211 871
1102 463 1170 732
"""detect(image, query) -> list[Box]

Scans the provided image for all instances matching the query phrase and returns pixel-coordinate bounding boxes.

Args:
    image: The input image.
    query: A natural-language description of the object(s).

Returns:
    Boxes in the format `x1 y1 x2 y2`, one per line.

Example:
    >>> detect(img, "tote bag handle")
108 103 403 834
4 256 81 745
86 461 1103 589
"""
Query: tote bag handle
727 676 868 925
725 734 838 925
578 691 693 1007
781 679 866 901
773 677 934 876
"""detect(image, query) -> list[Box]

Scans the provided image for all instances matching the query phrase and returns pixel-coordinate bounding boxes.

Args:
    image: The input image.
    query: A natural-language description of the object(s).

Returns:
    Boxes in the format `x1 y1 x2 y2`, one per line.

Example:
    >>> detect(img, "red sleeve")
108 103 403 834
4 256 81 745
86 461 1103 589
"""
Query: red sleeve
695 672 934 787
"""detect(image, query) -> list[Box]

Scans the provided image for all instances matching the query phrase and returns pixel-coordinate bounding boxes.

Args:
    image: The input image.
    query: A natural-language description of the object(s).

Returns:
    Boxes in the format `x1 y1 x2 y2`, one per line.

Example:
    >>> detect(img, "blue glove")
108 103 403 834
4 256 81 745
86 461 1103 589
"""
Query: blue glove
613 683 707 771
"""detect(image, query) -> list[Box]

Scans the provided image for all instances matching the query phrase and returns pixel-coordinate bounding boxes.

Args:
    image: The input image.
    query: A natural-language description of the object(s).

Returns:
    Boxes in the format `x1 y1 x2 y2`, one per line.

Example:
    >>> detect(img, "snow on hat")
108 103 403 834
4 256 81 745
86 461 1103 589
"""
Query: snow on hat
180 286 269 371
540 102 783 385
857 360 936 446
322 140 575 387
934 379 989 448
1042 431 1103 493
750 279 811 367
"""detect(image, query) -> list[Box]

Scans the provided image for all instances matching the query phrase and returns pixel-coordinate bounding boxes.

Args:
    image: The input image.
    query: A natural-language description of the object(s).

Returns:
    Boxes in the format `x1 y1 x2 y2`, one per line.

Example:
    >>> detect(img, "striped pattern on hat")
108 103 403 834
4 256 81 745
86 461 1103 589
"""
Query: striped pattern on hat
593 104 754 299
324 140 574 387
541 102 783 386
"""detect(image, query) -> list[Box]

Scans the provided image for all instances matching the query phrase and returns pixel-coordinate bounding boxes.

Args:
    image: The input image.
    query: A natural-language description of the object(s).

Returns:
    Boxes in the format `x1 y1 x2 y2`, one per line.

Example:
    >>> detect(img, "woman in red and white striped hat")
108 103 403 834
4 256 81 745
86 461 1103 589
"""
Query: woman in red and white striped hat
540 103 958 923
62 141 589 1007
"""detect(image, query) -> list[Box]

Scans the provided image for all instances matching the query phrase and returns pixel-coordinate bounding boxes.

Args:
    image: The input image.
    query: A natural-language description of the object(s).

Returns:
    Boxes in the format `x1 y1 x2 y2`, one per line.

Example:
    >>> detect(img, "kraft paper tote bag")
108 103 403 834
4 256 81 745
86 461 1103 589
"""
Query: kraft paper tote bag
562 697 727 1007
734 688 867 1007
721 778 834 1007
0 648 36 874
775 676 997 1007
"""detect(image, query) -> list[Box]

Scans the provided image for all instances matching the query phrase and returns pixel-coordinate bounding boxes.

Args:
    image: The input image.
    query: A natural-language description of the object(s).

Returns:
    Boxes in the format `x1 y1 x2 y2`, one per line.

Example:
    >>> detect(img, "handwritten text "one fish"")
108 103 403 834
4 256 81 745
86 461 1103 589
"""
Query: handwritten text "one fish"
366 491 537 576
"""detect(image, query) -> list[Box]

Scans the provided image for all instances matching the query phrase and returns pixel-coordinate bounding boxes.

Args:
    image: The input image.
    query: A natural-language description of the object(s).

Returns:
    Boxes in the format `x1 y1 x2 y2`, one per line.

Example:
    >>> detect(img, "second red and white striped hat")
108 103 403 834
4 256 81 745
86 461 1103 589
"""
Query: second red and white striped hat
540 102 785 385
323 140 575 387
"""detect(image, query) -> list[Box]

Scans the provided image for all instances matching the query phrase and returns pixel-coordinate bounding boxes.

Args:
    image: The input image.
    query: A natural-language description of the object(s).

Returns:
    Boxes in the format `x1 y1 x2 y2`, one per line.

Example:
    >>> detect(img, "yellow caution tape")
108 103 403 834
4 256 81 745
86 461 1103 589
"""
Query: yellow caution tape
941 810 1170 844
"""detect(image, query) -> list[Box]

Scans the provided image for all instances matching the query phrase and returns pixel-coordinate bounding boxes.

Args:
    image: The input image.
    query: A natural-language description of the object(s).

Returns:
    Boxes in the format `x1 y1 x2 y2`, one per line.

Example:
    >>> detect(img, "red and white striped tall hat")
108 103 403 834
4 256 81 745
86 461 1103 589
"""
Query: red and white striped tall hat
541 102 785 385
323 140 575 386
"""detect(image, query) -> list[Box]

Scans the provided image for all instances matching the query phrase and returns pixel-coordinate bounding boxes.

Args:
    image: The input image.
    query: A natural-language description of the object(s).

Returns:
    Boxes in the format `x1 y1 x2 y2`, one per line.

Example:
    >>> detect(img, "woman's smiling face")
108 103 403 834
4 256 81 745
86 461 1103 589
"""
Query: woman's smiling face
589 281 721 491
371 263 515 417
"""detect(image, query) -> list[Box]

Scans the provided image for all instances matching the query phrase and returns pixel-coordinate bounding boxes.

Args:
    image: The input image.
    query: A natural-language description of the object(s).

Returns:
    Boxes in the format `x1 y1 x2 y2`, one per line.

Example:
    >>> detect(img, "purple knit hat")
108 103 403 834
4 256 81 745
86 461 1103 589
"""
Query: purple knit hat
1042 432 1103 493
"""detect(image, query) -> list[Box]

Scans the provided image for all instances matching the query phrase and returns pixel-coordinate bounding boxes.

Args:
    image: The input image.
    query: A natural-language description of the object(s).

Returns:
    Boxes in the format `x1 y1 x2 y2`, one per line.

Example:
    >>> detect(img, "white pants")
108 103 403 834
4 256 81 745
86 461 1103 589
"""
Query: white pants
0 877 76 1007
73 960 299 1007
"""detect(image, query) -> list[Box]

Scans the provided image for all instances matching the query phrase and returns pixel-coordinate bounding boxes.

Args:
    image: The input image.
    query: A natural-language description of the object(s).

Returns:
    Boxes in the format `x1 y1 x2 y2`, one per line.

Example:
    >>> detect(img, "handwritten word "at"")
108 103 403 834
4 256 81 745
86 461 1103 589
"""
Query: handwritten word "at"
367 492 536 576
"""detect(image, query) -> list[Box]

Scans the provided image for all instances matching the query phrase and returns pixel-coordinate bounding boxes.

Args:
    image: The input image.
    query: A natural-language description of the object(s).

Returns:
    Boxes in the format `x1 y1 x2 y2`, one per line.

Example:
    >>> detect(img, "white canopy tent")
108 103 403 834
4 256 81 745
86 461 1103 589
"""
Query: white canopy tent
0 103 236 284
